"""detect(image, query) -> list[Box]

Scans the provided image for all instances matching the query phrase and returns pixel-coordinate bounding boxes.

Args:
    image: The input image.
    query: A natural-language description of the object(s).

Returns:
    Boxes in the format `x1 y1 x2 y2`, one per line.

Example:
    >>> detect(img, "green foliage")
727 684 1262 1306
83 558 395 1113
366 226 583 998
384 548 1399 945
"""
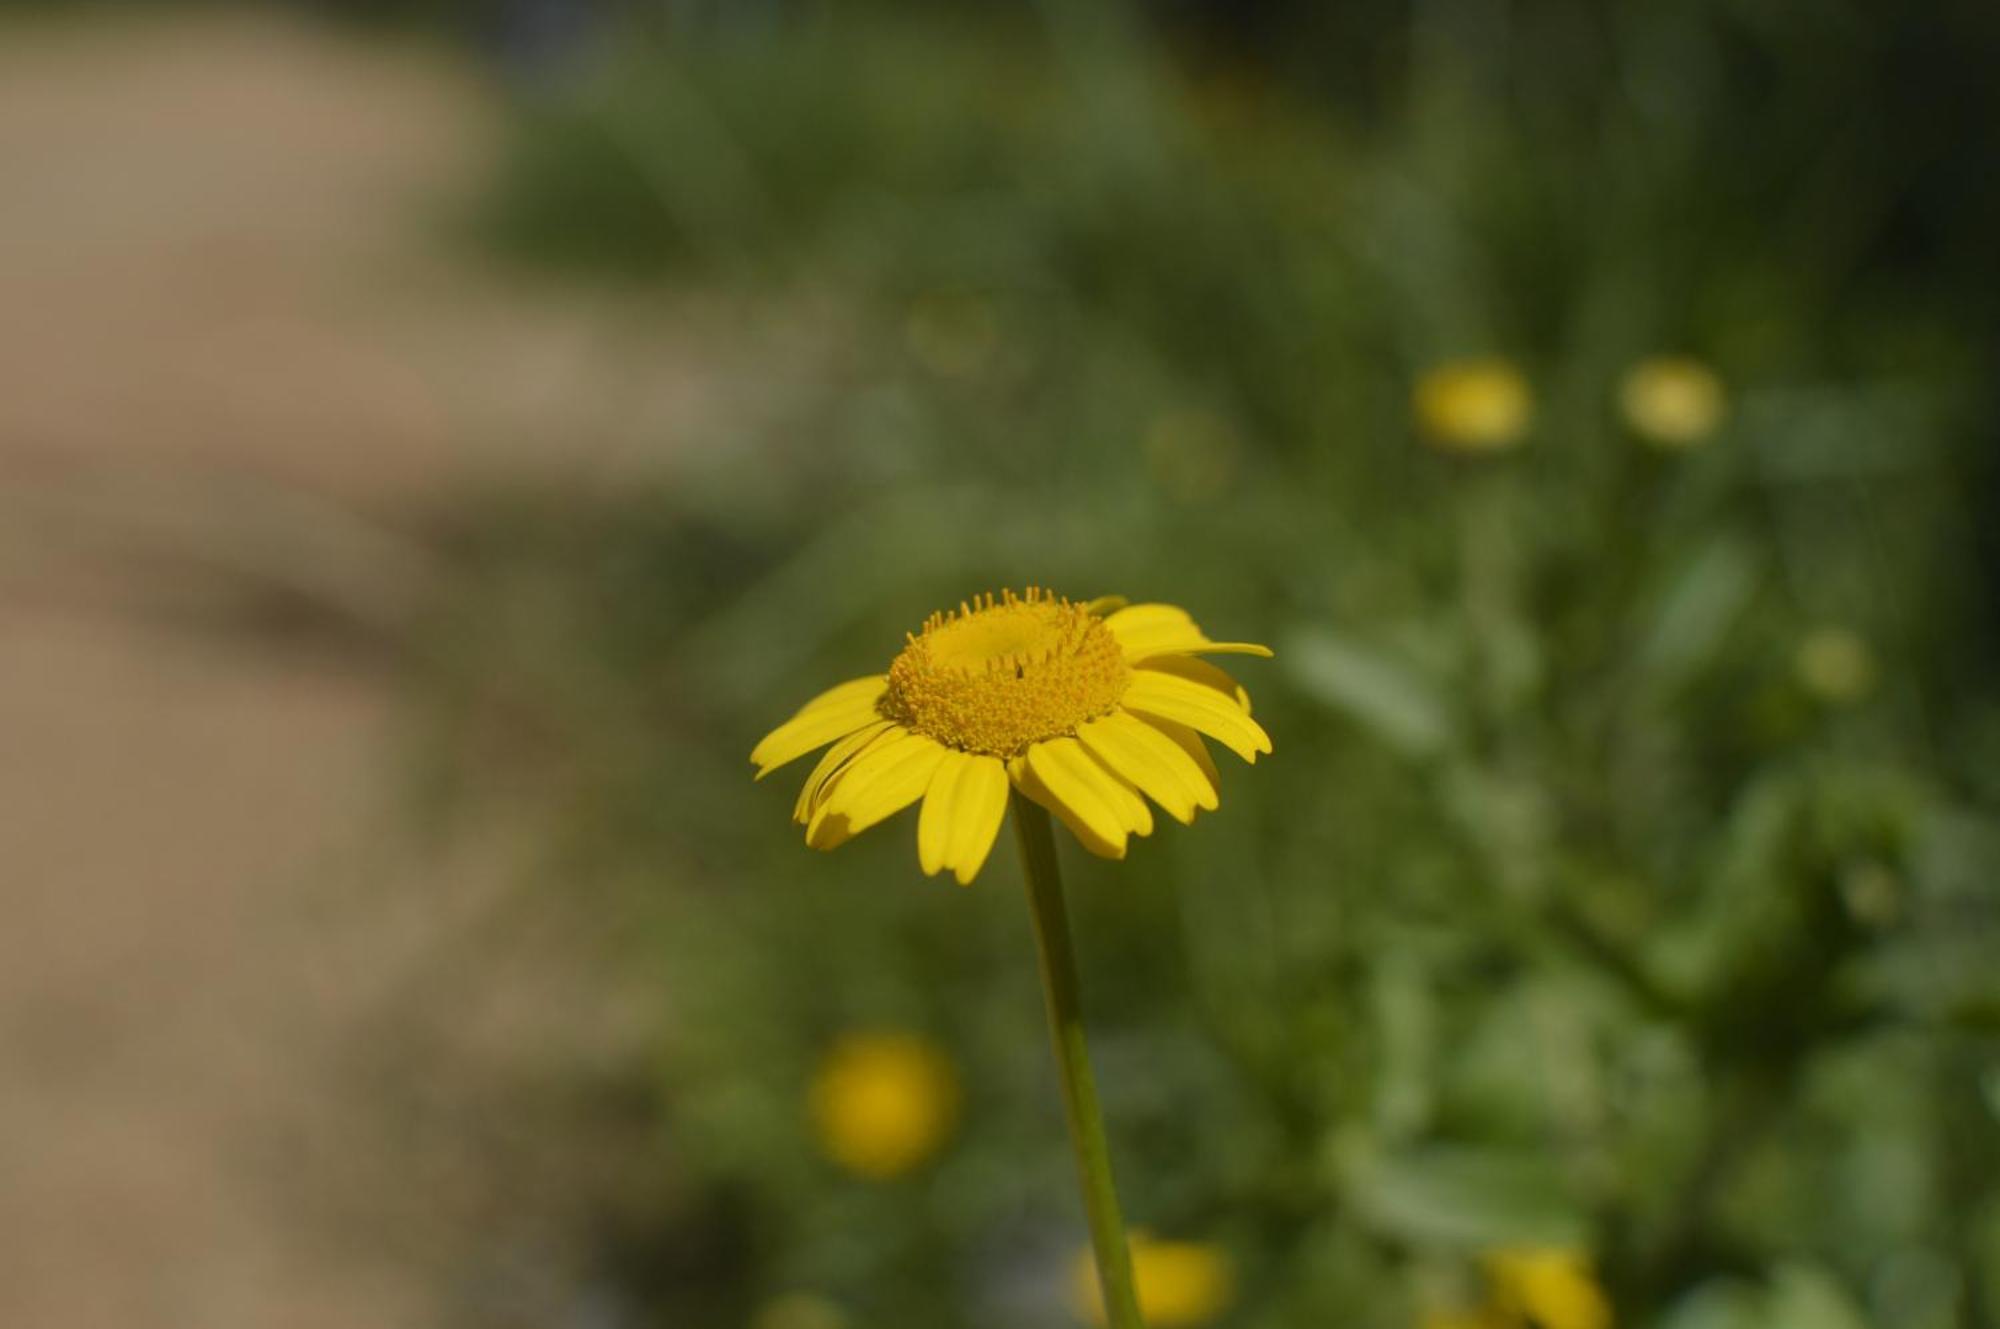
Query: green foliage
421 6 2000 1327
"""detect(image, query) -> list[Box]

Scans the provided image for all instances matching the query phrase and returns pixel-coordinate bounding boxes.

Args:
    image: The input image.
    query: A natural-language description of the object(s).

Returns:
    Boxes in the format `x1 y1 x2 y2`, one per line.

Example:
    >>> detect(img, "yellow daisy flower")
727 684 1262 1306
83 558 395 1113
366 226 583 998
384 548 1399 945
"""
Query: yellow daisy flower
1414 357 1534 453
751 589 1272 884
810 1031 960 1180
1619 355 1726 448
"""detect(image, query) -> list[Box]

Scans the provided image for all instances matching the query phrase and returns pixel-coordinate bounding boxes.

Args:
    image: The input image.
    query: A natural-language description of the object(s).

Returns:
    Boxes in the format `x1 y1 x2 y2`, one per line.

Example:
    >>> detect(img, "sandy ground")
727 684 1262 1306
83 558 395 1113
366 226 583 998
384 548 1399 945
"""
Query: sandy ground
0 12 702 1327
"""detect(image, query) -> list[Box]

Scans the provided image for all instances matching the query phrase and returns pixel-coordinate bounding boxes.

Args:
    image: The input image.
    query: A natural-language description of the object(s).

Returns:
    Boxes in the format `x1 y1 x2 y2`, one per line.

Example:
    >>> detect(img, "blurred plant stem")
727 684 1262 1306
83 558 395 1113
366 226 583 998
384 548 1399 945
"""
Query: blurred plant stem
1013 792 1147 1329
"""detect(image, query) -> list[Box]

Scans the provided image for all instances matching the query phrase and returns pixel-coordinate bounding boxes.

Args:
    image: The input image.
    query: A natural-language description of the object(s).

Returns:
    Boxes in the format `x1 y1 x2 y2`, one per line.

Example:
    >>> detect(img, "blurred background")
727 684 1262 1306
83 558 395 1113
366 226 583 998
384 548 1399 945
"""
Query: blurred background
2 1 1997 1327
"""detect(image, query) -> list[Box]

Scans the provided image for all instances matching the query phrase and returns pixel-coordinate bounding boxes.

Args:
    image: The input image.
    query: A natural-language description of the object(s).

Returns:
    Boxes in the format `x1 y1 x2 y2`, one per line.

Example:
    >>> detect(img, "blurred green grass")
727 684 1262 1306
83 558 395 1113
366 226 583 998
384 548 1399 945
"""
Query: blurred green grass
412 5 2000 1327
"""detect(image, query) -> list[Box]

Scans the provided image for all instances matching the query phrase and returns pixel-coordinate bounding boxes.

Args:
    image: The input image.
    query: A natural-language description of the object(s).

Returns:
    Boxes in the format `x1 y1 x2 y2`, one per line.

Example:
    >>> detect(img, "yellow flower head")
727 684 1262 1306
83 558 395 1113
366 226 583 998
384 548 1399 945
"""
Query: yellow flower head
810 1031 960 1180
1482 1247 1613 1329
1071 1234 1235 1327
1795 626 1876 704
1414 358 1534 453
751 590 1272 884
1619 355 1726 448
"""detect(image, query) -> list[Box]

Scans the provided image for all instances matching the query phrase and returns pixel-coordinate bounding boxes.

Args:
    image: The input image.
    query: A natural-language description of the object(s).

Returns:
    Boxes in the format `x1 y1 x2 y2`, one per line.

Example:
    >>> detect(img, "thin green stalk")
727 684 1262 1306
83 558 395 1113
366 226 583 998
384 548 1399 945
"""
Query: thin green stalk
1011 791 1146 1329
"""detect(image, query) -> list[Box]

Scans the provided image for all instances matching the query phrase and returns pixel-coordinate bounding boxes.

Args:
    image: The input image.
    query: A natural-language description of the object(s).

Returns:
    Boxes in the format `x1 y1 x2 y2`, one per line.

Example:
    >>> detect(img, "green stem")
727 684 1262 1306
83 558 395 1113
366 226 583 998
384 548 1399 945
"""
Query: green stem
1011 791 1146 1329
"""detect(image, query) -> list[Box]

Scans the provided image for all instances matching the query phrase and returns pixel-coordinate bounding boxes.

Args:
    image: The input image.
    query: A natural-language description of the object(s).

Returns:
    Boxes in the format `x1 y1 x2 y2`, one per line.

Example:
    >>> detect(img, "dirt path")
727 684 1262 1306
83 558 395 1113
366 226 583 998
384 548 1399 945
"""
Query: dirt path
0 13 700 1326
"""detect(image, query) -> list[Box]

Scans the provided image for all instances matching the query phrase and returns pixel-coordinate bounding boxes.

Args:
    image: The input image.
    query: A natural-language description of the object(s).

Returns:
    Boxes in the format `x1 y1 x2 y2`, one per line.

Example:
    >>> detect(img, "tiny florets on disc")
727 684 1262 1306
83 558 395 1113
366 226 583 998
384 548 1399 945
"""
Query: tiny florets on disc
881 588 1129 758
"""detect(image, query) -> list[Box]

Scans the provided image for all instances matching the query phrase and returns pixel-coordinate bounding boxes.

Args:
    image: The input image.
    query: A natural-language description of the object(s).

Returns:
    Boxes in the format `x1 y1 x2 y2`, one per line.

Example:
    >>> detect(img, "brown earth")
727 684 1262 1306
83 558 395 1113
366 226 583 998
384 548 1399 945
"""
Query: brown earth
0 11 712 1326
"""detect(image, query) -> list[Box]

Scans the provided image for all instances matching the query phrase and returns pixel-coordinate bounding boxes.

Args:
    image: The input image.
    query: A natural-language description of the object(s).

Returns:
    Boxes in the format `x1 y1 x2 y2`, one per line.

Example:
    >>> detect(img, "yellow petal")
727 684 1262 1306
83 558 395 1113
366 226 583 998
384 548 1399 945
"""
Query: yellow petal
1025 737 1152 852
751 675 888 776
793 674 891 717
1104 603 1198 655
1084 744 1153 836
1010 755 1126 860
751 699 883 777
809 732 947 849
1105 604 1271 662
796 719 897 822
808 731 923 844
1078 710 1219 825
945 756 1010 884
826 734 948 833
1150 638 1274 658
1139 715 1222 798
1137 655 1252 713
918 750 976 877
1082 594 1130 616
1122 670 1273 763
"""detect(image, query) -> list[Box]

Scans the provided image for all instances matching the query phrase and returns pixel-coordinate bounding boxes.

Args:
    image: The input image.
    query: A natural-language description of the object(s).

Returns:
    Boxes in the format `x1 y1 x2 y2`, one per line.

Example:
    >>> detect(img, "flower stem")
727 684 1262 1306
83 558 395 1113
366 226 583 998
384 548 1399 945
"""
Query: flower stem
1011 791 1146 1329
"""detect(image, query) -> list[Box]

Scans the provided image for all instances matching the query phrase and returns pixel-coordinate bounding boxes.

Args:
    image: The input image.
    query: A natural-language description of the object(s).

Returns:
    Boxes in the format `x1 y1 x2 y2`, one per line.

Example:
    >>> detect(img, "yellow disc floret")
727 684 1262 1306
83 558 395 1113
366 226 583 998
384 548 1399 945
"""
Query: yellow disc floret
882 588 1129 758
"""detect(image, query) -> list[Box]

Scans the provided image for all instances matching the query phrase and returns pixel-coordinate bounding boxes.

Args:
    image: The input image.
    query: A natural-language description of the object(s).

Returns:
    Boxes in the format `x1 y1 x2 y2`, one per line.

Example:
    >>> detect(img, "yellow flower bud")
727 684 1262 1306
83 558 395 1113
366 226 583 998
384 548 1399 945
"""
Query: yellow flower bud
1414 358 1534 454
1620 355 1726 448
1482 1247 1613 1329
1795 626 1877 704
1071 1234 1235 1327
810 1031 960 1179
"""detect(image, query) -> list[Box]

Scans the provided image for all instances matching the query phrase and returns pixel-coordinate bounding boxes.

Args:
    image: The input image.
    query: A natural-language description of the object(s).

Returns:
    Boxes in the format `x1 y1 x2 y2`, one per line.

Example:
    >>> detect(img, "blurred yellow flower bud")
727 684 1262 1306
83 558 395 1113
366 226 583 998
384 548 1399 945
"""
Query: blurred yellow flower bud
1414 358 1534 453
1482 1247 1613 1329
1071 1234 1235 1327
1795 626 1877 704
1620 355 1726 448
809 1031 960 1180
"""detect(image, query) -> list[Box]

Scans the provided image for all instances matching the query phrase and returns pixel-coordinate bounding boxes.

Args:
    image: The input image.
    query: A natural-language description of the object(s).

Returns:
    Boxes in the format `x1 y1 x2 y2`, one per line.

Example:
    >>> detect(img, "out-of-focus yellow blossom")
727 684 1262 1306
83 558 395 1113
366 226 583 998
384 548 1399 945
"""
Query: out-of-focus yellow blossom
752 1292 850 1329
1620 355 1726 448
1795 626 1877 704
1071 1234 1235 1327
1414 357 1534 454
1482 1247 1613 1329
809 1031 960 1179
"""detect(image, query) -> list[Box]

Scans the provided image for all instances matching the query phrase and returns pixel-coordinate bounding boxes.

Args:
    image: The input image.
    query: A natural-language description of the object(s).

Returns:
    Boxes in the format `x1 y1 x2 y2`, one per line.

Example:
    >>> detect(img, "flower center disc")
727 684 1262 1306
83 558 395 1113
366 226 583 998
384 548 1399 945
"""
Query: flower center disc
882 589 1129 758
